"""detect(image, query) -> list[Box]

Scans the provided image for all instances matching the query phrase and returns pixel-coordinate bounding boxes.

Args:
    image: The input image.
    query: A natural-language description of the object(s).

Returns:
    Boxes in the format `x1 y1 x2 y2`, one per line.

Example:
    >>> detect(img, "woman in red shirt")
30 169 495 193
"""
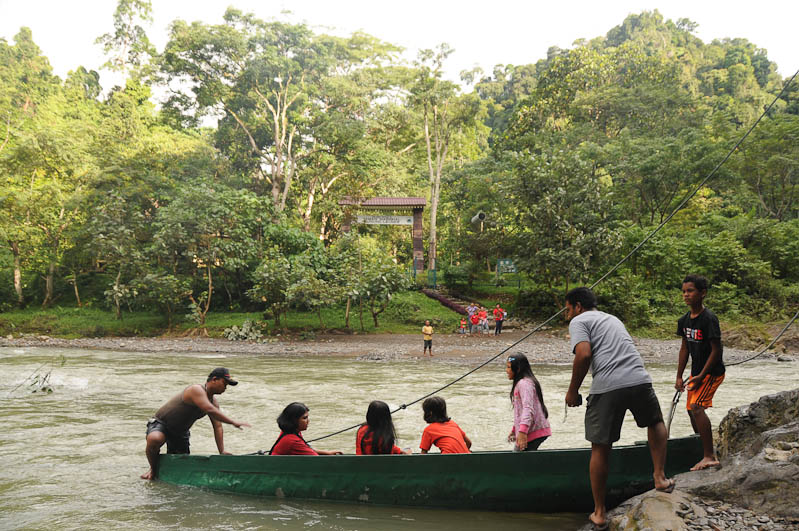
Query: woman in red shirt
356 400 409 454
269 402 341 455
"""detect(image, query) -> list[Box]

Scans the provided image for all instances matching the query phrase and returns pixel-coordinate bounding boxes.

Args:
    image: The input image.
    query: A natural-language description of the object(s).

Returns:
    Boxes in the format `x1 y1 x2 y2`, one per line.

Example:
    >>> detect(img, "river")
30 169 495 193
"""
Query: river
2 346 796 530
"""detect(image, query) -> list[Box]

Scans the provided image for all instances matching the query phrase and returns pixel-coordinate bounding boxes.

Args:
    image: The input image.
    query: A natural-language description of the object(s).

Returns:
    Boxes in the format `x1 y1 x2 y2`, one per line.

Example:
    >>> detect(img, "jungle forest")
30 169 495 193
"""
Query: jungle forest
1 3 797 337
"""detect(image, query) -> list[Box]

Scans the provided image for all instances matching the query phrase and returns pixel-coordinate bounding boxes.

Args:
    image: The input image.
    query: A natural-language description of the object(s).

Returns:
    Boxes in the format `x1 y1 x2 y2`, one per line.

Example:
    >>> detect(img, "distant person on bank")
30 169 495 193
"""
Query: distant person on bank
141 368 250 480
478 307 489 334
422 319 434 357
493 304 506 335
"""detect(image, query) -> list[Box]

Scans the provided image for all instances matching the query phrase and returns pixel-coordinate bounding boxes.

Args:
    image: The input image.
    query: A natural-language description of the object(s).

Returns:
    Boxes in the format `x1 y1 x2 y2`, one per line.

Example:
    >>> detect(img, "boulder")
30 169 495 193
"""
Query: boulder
587 389 799 528
610 490 698 530
717 388 799 458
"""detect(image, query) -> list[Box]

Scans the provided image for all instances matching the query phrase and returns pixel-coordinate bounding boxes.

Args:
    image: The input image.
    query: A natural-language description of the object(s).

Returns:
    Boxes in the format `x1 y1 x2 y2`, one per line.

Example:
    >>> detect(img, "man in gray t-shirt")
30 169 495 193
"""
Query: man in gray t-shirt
568 309 652 395
564 287 673 530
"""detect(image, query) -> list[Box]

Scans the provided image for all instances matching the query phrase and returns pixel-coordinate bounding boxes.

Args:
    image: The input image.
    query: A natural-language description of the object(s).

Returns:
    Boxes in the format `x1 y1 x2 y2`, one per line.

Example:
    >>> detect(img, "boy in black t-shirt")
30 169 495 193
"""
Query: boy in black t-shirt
675 274 725 471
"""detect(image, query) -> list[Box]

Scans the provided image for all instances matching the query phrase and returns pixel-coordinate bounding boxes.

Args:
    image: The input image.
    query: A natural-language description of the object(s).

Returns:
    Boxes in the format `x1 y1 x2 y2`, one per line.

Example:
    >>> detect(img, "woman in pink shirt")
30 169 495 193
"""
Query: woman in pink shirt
506 354 551 451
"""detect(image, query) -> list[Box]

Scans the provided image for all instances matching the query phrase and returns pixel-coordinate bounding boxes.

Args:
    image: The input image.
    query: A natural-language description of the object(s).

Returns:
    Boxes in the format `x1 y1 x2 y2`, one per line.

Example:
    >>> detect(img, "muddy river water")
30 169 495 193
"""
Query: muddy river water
1 345 797 530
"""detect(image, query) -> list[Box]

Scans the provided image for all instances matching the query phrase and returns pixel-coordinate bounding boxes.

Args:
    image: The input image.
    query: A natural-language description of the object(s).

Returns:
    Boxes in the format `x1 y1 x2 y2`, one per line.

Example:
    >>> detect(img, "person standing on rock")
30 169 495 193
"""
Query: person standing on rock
564 287 674 531
675 274 725 471
141 368 250 480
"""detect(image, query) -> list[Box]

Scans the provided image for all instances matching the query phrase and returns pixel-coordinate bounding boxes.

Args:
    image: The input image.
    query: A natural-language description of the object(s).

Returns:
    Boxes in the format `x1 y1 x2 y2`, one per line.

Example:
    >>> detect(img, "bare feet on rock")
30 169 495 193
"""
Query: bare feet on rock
140 469 154 480
588 511 608 530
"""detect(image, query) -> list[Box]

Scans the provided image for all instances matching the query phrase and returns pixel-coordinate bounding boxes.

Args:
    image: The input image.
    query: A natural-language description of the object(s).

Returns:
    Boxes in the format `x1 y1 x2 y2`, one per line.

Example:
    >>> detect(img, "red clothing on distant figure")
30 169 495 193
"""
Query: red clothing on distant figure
270 431 318 455
355 425 403 455
493 307 505 321
420 420 471 454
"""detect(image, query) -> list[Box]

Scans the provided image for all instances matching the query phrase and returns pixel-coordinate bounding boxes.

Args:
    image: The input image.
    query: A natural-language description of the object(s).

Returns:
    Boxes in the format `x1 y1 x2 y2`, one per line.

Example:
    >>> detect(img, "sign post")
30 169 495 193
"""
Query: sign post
496 258 520 289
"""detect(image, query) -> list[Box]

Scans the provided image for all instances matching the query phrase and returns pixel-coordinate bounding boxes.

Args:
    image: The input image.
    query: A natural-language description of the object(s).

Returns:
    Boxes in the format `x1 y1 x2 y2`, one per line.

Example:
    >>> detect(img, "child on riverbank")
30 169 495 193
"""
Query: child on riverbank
458 317 468 334
675 274 725 471
422 320 433 357
419 397 472 454
506 354 551 451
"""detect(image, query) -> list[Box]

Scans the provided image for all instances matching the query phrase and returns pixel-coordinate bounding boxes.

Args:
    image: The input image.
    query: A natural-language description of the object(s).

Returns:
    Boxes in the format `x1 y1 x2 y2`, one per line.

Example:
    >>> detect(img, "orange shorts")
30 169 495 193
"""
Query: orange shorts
686 373 724 410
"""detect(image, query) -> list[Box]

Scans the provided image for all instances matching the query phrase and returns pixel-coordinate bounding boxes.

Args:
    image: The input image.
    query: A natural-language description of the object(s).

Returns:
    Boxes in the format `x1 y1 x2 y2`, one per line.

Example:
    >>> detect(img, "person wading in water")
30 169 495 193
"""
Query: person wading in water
141 368 250 480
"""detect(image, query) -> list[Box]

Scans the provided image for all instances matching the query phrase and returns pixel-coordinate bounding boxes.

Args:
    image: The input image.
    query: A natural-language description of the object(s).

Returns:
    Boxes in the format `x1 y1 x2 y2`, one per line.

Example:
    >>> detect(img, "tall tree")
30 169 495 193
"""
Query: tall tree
161 9 398 217
411 45 484 272
95 0 156 80
0 28 59 305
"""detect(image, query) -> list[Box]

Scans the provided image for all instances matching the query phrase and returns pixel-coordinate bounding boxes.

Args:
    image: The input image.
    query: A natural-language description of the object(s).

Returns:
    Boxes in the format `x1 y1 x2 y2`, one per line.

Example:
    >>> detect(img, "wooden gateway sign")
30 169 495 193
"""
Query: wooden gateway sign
355 215 413 225
339 197 426 272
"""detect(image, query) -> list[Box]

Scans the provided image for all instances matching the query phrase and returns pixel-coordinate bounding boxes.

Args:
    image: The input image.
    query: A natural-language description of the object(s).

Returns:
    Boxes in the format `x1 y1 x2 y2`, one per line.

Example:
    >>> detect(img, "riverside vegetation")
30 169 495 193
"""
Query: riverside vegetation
1 4 797 338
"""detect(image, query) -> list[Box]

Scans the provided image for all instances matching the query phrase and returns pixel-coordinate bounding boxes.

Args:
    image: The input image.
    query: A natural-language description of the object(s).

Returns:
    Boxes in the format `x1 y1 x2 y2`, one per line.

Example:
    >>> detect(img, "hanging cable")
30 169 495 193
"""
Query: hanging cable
307 68 799 444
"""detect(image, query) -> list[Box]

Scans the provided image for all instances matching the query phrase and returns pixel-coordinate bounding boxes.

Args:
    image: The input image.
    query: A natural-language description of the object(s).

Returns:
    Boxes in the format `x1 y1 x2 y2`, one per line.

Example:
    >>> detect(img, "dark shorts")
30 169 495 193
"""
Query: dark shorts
585 383 663 445
514 435 548 452
146 418 191 454
424 339 432 348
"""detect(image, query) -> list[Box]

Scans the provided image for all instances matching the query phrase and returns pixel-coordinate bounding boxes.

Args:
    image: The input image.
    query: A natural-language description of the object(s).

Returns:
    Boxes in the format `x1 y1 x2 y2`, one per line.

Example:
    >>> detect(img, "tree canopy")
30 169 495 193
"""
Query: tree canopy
1 7 796 329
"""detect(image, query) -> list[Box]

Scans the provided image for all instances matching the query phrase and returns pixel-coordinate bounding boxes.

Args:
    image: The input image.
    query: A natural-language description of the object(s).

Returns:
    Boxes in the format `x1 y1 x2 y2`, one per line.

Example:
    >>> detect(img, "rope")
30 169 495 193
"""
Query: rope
306 68 799 444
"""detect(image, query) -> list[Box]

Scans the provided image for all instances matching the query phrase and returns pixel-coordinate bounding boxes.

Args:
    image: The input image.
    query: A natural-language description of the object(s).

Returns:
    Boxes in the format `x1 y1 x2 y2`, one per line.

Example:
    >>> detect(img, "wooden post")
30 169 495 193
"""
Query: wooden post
412 207 424 272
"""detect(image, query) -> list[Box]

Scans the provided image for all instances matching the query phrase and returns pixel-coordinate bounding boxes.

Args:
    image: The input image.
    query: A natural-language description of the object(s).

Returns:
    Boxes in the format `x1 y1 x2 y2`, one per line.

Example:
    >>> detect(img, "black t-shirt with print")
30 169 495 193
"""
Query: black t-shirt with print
676 307 724 376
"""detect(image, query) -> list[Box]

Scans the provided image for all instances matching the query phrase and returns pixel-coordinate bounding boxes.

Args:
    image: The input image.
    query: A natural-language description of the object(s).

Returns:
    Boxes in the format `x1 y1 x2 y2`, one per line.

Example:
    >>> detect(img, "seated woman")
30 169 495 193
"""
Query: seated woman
269 402 341 455
356 400 409 454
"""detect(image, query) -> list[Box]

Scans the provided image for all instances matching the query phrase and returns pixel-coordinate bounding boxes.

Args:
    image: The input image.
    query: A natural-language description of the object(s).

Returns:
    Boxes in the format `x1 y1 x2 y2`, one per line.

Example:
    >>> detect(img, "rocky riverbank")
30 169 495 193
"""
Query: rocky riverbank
579 388 799 530
0 331 790 366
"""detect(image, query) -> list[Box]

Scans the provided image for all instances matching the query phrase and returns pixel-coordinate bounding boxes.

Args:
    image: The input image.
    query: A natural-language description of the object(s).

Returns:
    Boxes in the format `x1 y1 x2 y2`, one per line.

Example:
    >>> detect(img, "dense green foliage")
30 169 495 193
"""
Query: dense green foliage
1 6 796 335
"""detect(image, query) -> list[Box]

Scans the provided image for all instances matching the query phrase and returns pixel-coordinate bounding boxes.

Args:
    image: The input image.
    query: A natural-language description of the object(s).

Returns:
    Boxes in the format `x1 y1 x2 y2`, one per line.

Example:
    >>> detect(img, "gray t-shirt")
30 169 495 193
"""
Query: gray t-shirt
569 310 652 395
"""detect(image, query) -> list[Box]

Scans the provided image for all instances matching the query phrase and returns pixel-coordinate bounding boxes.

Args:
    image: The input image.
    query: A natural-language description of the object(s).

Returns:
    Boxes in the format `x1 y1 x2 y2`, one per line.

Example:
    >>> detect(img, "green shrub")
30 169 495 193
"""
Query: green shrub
514 289 560 318
707 281 743 317
442 263 470 291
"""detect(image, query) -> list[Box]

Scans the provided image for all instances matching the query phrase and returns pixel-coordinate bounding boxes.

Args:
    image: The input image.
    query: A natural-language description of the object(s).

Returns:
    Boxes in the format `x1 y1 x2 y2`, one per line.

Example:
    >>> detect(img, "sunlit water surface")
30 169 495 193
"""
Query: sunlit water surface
1 346 796 530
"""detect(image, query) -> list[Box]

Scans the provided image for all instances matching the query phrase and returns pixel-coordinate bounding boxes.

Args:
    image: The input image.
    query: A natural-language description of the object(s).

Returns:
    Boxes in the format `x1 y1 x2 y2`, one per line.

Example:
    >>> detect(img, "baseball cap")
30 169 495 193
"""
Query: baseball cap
208 367 238 385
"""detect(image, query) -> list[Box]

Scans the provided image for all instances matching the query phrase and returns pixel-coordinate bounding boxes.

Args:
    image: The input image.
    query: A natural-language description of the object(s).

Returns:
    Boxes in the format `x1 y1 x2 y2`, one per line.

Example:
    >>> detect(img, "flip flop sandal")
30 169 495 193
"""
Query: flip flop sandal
656 478 676 493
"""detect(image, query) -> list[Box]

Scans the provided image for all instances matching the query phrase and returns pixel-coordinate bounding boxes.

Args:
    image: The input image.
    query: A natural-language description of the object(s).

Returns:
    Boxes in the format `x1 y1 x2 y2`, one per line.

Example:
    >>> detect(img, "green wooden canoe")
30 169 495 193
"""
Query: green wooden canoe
158 435 702 512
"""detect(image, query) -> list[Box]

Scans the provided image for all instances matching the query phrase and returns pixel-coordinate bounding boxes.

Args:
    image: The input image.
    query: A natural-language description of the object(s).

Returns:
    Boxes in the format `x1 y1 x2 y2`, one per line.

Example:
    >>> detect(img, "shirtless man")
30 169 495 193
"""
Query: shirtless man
140 367 250 480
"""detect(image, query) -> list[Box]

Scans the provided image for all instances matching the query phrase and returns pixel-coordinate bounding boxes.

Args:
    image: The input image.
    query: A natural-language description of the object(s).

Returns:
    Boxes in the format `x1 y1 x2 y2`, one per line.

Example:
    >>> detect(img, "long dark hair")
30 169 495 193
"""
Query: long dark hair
508 355 548 419
277 402 309 434
361 400 397 454
422 396 450 423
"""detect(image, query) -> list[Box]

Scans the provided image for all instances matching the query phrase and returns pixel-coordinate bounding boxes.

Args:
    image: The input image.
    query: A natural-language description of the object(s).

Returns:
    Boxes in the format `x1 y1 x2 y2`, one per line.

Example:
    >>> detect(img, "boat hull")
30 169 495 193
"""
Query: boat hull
158 435 702 512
